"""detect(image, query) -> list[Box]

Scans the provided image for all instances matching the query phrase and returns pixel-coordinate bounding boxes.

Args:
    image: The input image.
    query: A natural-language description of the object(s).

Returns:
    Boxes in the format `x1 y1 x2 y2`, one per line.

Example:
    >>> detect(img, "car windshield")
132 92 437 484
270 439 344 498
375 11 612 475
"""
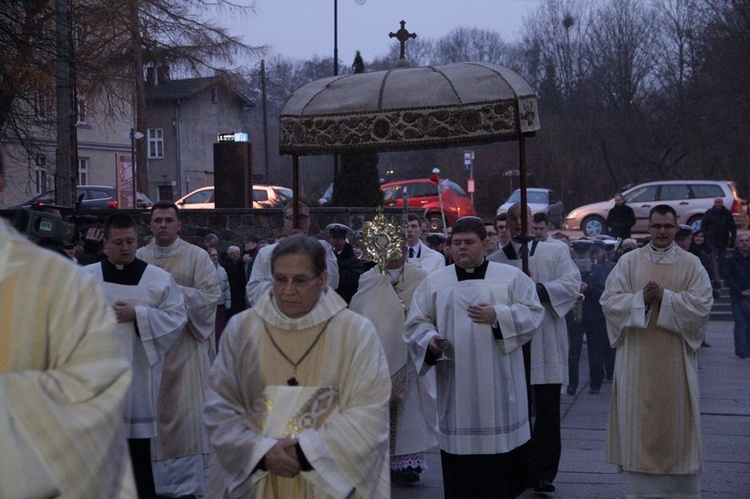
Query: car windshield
506 190 547 204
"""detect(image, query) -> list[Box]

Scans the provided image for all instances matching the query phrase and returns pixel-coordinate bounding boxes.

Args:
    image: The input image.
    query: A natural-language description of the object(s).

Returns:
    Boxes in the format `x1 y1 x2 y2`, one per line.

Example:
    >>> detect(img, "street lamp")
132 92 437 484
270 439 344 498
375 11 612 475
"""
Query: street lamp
130 128 144 208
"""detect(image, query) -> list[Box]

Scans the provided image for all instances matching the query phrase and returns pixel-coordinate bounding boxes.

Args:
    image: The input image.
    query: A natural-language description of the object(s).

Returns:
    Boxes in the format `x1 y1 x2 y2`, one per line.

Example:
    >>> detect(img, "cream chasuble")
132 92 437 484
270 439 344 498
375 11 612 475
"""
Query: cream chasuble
600 244 712 475
136 238 221 496
0 219 136 498
350 262 438 458
404 262 544 454
489 240 581 384
206 289 391 498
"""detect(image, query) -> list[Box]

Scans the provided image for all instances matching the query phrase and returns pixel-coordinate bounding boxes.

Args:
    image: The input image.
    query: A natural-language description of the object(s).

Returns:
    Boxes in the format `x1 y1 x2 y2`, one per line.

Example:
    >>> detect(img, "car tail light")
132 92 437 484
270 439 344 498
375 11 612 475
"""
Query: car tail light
108 200 118 209
731 198 740 214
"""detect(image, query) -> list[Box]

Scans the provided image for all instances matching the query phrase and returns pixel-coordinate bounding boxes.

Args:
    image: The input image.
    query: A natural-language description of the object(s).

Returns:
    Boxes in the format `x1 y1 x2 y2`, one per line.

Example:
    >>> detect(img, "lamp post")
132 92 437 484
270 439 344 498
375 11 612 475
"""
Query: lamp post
130 128 144 208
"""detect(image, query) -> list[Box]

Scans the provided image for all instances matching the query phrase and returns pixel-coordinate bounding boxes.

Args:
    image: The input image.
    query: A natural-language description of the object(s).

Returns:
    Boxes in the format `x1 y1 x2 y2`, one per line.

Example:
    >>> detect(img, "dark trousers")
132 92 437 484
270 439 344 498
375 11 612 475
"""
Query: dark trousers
527 383 562 483
568 319 607 388
128 438 157 499
441 448 526 499
730 296 750 357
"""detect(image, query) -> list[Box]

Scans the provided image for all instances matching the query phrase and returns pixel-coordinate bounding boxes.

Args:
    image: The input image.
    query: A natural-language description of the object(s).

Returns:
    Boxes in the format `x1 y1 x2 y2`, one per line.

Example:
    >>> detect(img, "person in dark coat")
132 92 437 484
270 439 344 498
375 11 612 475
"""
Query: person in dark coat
327 223 365 304
606 193 636 239
700 197 737 280
224 245 248 318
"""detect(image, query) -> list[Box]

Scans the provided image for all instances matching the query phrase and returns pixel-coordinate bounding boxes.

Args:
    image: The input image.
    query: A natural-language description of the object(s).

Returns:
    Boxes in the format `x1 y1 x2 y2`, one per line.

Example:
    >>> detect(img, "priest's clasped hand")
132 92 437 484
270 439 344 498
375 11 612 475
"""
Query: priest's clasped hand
643 281 664 304
265 438 301 477
467 303 497 325
113 301 136 323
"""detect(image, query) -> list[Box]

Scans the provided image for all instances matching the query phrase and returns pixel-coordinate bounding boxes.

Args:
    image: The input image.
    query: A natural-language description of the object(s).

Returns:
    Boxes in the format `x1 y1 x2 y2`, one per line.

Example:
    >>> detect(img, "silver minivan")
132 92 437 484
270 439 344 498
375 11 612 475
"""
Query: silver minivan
564 180 748 236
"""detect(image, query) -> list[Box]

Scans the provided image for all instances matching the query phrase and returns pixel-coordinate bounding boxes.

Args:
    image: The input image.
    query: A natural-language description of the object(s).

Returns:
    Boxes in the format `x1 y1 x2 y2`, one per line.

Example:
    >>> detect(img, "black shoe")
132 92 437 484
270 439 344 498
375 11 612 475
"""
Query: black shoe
534 479 556 493
399 466 420 484
566 385 577 395
589 386 600 394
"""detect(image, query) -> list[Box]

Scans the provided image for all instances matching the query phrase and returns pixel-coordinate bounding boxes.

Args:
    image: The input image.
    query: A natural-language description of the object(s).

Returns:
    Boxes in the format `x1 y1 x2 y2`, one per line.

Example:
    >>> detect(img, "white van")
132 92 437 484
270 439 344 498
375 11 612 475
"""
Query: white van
175 185 293 209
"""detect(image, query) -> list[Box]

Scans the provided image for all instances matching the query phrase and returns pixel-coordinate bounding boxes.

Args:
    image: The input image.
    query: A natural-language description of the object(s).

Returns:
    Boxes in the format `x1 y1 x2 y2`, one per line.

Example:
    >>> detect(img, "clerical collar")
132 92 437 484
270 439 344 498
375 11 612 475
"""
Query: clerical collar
649 242 673 252
455 258 489 280
101 256 147 285
108 256 135 270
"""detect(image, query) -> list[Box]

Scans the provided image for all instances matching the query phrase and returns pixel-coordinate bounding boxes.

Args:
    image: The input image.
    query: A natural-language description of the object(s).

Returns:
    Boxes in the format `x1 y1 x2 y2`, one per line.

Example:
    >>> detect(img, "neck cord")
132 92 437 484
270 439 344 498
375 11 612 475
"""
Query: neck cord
263 317 334 386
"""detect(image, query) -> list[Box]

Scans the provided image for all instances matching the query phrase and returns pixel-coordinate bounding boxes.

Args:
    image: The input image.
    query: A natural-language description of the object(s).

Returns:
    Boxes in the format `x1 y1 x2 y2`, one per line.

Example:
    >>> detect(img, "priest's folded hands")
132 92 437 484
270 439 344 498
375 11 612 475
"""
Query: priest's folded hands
467 302 497 324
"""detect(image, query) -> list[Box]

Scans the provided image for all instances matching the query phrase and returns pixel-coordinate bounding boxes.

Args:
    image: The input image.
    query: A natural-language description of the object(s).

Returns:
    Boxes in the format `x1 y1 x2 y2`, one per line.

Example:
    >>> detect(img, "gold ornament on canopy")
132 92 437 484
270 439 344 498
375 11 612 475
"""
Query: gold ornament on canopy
360 208 404 274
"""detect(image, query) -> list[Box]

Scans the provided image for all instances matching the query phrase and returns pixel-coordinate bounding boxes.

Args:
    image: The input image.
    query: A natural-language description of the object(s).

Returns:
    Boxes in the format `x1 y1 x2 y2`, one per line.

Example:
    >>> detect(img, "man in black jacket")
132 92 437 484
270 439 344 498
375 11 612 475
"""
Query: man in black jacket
327 223 364 304
701 197 737 279
606 193 636 239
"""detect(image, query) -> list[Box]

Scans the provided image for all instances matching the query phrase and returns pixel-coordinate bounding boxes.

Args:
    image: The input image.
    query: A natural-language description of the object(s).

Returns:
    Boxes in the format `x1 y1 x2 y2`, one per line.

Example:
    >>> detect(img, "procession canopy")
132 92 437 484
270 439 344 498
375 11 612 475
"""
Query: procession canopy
279 62 540 155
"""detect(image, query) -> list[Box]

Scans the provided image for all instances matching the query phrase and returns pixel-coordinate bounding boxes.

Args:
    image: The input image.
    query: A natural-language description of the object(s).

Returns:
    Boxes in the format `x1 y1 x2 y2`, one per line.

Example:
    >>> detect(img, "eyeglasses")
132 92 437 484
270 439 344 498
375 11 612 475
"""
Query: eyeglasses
284 214 310 221
738 239 750 243
486 231 498 236
649 223 677 230
272 274 320 287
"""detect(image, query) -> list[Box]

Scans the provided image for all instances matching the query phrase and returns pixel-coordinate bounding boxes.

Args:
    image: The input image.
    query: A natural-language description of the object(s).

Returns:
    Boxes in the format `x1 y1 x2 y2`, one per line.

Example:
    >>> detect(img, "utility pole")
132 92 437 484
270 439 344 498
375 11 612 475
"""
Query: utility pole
261 60 270 183
55 0 78 208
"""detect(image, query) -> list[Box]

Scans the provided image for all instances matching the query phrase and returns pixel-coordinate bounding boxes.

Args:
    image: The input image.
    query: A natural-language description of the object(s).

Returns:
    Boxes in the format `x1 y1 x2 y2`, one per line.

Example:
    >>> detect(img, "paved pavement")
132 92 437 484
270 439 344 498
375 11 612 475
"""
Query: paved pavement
392 320 750 498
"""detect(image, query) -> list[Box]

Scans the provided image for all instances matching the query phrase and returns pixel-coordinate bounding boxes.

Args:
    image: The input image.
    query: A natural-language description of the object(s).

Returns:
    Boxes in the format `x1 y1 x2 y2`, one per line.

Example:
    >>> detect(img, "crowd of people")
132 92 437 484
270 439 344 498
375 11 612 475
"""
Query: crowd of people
1 166 739 498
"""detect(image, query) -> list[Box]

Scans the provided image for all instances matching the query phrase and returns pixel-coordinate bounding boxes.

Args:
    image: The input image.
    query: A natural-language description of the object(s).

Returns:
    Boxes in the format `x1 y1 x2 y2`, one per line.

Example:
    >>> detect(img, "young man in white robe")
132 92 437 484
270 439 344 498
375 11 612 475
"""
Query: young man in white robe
136 201 221 497
245 202 339 307
205 236 391 497
83 214 187 497
406 213 446 274
600 204 713 497
0 211 136 497
350 248 437 484
405 217 545 498
488 203 581 494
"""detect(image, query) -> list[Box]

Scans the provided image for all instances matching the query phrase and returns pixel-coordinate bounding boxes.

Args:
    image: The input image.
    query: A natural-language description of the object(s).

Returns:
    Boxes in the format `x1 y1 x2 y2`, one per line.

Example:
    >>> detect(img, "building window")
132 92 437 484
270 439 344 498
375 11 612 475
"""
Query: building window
34 89 47 119
76 94 86 124
34 155 49 194
148 128 164 159
78 157 89 185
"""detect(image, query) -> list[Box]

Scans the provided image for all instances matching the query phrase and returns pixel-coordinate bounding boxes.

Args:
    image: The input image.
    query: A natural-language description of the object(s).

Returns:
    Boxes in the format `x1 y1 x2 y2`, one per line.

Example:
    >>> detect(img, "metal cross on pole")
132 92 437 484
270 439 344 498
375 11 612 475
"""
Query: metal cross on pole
389 20 417 60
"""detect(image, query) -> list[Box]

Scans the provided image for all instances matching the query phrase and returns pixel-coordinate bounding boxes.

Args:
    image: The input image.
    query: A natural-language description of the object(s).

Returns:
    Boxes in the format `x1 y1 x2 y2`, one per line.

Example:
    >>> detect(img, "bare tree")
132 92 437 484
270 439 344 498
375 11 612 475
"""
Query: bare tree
432 27 511 65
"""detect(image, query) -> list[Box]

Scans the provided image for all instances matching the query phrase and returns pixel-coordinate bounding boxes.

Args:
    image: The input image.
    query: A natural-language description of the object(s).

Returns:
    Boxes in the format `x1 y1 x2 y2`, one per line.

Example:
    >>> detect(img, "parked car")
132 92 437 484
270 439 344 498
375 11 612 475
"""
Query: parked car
564 180 749 237
381 178 476 230
11 185 153 210
175 185 293 209
496 188 565 228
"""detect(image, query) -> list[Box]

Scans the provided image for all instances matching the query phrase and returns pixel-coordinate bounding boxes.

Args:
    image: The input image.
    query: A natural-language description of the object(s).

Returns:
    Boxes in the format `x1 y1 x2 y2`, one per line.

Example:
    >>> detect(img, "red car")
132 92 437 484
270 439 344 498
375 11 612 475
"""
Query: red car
381 178 477 230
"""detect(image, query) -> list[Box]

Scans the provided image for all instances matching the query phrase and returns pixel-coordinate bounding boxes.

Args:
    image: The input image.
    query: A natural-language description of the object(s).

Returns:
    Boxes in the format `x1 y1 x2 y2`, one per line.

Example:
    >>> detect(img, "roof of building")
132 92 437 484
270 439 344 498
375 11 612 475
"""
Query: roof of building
146 76 253 106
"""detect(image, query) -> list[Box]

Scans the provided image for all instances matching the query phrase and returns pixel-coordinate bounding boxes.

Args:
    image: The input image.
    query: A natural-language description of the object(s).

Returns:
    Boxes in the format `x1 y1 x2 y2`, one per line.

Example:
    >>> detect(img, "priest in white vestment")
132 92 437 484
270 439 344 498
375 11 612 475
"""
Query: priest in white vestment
246 202 339 307
206 235 391 498
349 214 437 484
0 216 136 498
488 203 581 493
84 214 187 497
600 205 713 498
405 217 544 498
137 201 221 497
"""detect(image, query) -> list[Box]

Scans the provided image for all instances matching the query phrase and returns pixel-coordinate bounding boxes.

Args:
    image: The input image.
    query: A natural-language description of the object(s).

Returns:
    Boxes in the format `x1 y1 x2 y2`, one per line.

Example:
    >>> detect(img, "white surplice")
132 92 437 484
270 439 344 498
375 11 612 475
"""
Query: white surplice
489 240 581 384
206 289 391 498
83 259 187 438
0 219 136 498
600 244 712 476
349 262 437 460
404 262 544 454
245 239 340 308
407 241 446 274
136 238 221 497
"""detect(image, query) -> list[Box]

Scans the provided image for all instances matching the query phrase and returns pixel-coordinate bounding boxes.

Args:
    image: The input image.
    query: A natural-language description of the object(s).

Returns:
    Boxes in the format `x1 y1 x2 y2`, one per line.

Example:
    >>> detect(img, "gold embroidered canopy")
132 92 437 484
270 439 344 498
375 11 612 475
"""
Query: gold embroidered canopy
278 62 540 155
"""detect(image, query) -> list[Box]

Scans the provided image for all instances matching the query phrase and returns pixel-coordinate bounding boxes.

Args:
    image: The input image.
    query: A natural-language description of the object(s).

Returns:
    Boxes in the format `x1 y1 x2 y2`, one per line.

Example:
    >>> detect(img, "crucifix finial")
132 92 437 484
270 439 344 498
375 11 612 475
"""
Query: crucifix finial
389 20 417 60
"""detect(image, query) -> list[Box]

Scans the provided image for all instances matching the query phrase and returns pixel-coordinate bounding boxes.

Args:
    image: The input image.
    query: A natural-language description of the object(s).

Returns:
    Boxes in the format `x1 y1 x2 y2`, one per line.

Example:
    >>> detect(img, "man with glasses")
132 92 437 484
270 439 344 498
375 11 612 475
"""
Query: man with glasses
483 221 499 255
495 213 511 249
601 204 713 497
723 234 750 358
206 236 391 497
245 202 339 307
